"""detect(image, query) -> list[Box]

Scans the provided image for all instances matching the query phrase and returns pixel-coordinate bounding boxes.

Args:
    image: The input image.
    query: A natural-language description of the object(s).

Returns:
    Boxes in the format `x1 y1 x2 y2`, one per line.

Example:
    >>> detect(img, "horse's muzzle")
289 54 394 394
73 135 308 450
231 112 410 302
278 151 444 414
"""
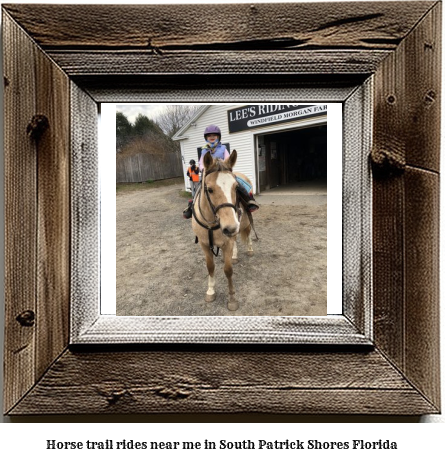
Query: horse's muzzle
222 225 239 237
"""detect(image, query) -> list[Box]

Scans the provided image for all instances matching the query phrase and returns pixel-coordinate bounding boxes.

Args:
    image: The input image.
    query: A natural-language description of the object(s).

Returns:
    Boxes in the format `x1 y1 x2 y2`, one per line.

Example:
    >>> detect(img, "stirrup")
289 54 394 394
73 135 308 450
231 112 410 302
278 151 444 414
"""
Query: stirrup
247 200 259 212
183 199 193 219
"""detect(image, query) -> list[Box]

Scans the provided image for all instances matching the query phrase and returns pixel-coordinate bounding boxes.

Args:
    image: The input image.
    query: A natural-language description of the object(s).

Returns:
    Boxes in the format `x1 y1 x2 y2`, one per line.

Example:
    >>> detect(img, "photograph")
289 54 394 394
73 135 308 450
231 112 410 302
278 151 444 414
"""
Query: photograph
114 103 331 317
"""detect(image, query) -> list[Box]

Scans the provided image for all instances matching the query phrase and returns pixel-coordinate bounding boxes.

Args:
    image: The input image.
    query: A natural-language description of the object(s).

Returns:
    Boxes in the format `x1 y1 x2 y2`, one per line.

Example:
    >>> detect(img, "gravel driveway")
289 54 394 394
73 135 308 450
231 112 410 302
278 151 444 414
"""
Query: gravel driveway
116 180 327 316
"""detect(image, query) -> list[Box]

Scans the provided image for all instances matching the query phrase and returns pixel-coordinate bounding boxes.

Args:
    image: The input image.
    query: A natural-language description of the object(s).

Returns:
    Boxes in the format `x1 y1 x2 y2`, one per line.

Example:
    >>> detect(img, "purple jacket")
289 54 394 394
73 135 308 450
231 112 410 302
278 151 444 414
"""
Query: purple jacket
199 144 230 171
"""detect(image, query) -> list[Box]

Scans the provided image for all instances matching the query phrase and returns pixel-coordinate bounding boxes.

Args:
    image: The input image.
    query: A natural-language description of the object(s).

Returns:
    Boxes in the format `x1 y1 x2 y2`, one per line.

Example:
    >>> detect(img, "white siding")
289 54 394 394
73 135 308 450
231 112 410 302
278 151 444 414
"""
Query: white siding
179 105 327 194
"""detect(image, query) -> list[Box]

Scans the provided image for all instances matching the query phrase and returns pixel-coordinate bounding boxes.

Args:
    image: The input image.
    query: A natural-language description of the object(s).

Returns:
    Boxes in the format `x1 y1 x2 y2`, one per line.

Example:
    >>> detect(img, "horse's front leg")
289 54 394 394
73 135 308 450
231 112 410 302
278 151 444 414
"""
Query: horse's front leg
246 232 254 257
231 238 239 264
224 240 239 311
202 246 216 302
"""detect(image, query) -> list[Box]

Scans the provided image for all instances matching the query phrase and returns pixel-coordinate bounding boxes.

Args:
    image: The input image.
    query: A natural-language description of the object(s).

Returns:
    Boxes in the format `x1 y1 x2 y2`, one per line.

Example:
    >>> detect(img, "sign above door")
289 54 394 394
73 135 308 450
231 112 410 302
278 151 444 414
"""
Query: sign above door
227 104 327 133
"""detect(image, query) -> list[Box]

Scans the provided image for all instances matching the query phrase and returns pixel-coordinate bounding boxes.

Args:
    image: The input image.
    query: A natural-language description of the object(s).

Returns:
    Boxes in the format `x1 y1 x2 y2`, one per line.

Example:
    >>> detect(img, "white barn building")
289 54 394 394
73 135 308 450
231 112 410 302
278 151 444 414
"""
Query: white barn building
173 104 327 195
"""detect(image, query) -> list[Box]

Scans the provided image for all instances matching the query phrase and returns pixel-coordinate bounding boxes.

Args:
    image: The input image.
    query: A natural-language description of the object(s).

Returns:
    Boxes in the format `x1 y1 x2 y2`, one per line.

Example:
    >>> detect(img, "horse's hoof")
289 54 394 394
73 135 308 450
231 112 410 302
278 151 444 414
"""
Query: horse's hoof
227 300 239 311
205 293 216 303
232 258 239 264
247 251 254 257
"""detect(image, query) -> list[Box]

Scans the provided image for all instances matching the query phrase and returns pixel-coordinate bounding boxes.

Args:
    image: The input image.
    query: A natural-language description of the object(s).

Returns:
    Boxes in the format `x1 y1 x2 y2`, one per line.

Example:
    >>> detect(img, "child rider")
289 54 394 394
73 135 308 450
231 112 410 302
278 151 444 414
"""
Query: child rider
183 124 259 218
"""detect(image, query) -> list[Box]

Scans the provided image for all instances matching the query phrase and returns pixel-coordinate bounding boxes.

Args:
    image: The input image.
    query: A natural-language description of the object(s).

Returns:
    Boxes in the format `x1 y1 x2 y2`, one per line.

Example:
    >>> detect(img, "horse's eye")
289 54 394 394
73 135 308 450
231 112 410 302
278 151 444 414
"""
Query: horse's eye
207 188 214 194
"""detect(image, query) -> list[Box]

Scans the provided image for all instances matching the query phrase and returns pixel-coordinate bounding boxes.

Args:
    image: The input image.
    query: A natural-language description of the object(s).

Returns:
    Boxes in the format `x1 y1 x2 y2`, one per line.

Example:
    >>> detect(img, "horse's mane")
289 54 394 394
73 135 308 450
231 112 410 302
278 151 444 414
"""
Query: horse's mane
206 158 231 175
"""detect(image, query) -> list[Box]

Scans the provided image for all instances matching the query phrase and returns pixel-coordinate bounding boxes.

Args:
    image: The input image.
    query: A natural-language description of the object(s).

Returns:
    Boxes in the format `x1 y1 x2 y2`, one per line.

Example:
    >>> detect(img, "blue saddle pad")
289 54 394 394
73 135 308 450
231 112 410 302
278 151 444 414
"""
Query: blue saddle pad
235 176 252 194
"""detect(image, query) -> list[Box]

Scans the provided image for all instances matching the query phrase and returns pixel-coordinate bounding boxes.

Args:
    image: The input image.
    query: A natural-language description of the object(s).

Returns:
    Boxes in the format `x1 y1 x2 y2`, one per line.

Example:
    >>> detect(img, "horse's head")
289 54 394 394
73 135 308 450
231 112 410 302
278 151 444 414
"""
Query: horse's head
203 150 240 237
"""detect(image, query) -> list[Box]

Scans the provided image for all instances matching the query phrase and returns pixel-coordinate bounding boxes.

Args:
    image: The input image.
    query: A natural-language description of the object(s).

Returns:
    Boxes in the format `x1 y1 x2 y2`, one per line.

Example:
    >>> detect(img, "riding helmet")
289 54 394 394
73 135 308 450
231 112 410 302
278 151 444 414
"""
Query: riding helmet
189 159 196 165
204 124 221 140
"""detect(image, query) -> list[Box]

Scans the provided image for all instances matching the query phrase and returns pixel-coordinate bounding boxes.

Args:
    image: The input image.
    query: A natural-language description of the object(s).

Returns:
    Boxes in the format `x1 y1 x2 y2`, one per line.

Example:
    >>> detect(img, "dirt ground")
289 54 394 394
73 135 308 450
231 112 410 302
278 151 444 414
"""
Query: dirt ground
116 179 327 316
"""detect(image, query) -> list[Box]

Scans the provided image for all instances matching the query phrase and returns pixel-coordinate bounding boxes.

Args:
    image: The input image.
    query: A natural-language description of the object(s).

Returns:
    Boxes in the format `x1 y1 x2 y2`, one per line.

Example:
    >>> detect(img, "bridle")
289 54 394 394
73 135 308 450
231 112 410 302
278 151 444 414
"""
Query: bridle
192 161 241 256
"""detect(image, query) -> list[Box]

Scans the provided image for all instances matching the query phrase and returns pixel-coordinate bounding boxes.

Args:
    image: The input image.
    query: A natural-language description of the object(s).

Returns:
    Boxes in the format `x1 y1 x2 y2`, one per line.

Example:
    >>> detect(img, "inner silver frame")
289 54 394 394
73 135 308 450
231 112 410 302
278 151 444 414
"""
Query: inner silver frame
70 80 373 345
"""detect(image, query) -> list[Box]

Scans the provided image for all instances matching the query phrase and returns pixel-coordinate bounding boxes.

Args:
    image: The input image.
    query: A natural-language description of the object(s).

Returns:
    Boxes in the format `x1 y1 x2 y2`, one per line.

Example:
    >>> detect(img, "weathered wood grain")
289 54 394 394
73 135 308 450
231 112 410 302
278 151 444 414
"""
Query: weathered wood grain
79 75 362 104
74 315 370 346
372 176 405 368
404 2 441 172
404 167 440 408
3 11 71 412
35 37 71 381
116 152 183 184
3 1 433 80
8 349 438 415
2 2 441 416
372 2 441 172
70 83 99 339
47 50 391 76
3 12 37 414
372 2 441 412
342 80 372 335
2 2 435 50
372 7 408 372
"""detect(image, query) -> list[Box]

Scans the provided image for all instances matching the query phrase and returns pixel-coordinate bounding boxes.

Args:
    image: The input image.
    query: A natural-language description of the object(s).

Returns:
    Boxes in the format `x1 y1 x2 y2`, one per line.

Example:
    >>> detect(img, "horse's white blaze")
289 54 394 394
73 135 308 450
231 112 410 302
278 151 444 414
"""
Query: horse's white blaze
207 274 216 296
216 172 239 229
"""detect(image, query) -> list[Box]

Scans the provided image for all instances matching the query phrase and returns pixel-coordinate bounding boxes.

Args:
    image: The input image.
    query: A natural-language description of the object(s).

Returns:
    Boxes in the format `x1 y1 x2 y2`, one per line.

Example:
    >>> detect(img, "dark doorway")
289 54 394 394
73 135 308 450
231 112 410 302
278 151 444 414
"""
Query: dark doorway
258 124 327 192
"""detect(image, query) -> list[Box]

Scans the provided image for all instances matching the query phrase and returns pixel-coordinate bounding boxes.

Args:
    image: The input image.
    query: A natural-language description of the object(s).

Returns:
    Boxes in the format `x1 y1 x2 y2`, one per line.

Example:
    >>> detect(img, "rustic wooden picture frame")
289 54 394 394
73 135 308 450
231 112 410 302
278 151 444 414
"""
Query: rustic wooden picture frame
73 93 370 345
3 2 441 415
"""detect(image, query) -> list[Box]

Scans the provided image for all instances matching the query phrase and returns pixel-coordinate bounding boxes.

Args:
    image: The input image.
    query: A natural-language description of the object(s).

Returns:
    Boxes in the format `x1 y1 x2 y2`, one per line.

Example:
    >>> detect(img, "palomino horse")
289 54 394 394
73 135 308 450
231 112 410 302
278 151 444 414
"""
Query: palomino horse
192 150 254 311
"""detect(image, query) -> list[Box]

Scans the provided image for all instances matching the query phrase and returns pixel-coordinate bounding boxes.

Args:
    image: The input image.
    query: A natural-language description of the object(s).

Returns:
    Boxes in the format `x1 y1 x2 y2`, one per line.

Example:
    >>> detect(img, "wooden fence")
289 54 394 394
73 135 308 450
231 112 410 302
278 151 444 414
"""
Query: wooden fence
116 152 183 183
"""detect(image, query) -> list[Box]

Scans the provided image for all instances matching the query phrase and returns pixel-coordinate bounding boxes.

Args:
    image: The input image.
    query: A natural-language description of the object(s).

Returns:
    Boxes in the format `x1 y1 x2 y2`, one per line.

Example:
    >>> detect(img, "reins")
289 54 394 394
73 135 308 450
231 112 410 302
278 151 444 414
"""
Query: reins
192 162 239 256
192 160 258 256
192 187 221 257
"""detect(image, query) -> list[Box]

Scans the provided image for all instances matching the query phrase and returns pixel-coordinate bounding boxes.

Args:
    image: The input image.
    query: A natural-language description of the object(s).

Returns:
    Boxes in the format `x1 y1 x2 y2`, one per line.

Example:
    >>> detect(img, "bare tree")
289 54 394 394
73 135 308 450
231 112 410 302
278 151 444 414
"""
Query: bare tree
155 105 201 138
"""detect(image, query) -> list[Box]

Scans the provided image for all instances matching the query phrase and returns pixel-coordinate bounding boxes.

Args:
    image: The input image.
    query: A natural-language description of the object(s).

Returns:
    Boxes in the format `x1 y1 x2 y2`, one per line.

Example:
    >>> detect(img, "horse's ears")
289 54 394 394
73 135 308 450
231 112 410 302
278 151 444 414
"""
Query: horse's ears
227 150 237 169
203 151 214 171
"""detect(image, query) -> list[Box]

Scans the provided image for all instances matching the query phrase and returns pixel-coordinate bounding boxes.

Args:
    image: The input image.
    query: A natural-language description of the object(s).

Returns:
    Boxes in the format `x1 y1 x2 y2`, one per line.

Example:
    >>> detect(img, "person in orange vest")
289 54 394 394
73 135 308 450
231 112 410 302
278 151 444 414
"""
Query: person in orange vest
187 159 200 198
